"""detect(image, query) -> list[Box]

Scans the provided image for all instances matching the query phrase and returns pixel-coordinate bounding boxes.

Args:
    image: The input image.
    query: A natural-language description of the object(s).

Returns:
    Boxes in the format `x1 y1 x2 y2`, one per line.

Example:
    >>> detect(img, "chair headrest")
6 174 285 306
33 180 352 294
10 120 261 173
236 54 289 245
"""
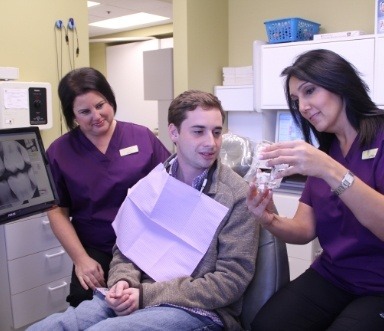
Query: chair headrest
220 132 254 178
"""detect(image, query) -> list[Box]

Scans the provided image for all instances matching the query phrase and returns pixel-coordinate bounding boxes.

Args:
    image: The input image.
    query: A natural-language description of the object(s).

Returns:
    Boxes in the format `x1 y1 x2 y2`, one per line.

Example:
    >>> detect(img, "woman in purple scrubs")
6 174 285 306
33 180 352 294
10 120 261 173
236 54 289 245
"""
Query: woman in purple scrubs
47 67 170 307
247 49 384 330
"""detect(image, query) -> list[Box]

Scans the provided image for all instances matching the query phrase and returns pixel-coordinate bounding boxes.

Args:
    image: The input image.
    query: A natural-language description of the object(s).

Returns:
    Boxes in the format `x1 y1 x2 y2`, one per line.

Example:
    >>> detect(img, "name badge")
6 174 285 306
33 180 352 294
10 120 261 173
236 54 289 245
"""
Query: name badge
362 148 378 160
119 145 139 157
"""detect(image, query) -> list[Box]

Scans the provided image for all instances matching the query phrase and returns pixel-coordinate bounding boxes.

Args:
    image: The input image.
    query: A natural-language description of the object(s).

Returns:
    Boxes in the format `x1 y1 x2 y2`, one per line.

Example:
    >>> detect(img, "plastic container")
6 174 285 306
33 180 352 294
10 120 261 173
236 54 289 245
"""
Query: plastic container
264 17 320 44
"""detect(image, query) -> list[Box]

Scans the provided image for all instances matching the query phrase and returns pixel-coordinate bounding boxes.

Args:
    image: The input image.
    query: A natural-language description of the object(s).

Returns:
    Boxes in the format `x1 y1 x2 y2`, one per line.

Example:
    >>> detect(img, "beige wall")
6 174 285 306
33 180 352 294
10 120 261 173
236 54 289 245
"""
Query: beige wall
3 0 370 147
0 0 90 147
228 0 375 66
173 0 375 94
173 0 228 96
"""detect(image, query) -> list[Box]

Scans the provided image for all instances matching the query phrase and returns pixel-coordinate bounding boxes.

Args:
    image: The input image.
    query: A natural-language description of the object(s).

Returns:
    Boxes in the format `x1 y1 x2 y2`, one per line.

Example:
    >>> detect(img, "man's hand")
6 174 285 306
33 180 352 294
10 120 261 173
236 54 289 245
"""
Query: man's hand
105 280 140 316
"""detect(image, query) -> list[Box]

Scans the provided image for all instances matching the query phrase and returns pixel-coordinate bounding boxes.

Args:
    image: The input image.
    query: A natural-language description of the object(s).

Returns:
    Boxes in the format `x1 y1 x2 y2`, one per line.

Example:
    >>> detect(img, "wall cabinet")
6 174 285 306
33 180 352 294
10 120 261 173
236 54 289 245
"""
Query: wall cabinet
253 35 377 111
215 35 384 146
217 34 384 114
0 213 72 330
214 85 254 111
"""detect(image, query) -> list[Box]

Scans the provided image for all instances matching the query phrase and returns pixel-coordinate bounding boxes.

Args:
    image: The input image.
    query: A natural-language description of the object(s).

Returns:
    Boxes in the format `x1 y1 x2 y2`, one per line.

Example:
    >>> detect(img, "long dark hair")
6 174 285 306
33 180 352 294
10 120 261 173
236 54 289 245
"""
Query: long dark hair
58 67 117 130
281 49 384 152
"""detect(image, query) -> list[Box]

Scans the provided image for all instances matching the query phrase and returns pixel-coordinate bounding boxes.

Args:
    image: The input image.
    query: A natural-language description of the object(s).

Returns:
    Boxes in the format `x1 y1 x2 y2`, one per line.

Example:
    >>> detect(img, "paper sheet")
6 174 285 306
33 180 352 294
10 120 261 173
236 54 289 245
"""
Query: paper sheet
112 164 229 281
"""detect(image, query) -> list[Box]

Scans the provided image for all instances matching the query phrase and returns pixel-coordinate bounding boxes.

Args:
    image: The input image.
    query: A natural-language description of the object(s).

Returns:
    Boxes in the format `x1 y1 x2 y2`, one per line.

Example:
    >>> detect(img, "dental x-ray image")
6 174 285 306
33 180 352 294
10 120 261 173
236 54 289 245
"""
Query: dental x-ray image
0 127 58 224
0 139 40 209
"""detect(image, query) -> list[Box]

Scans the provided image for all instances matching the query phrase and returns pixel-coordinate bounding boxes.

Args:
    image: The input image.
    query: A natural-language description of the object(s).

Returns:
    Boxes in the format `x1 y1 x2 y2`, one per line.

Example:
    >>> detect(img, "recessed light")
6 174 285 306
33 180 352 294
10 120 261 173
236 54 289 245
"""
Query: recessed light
87 1 100 7
89 12 169 30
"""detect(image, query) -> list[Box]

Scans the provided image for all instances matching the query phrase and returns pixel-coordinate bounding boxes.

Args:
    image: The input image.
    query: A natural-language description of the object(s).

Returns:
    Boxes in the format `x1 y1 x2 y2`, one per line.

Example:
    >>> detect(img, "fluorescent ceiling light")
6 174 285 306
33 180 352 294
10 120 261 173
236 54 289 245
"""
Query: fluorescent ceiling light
87 1 100 7
89 12 169 30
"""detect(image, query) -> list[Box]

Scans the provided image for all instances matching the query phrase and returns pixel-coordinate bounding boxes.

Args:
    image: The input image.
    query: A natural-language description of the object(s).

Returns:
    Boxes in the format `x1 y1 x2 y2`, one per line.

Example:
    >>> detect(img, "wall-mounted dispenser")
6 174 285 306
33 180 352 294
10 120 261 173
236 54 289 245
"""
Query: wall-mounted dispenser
0 81 52 130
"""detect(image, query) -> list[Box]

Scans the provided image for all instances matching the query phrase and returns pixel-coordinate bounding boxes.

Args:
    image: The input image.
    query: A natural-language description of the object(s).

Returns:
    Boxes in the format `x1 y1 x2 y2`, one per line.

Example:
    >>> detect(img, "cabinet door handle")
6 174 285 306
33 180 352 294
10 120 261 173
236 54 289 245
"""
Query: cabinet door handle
45 249 66 258
48 281 68 291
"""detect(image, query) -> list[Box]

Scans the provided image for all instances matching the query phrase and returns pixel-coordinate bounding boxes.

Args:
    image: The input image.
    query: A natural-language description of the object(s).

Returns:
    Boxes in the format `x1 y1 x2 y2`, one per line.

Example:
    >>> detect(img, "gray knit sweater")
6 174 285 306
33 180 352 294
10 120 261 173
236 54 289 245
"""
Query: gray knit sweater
108 159 259 330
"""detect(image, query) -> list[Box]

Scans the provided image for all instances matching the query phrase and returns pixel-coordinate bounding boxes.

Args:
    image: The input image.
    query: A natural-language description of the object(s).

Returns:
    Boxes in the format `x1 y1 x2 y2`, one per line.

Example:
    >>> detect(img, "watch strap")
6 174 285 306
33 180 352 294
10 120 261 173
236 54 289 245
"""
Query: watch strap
332 171 355 196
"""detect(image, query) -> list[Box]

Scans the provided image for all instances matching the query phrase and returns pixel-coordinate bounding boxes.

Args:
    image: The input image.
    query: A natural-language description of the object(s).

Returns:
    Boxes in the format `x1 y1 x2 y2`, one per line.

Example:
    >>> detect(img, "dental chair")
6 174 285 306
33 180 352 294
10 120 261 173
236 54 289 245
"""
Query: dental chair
220 133 290 330
240 226 290 329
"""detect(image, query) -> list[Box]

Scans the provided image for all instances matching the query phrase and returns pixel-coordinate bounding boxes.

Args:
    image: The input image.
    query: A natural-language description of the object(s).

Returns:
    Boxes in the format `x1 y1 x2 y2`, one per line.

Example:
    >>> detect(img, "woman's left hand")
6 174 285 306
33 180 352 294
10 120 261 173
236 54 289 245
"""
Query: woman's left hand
246 183 274 225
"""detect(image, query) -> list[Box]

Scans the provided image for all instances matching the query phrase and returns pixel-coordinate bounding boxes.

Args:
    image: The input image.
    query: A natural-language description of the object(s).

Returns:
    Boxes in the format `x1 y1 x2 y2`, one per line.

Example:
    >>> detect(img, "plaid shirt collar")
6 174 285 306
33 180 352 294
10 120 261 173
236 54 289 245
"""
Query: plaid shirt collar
169 157 209 191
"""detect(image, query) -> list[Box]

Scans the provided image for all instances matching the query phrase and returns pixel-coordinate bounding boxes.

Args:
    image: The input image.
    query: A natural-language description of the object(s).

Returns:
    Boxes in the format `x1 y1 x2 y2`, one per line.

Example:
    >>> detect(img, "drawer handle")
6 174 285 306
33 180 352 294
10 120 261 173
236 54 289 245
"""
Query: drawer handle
45 249 66 258
42 219 50 226
48 281 68 291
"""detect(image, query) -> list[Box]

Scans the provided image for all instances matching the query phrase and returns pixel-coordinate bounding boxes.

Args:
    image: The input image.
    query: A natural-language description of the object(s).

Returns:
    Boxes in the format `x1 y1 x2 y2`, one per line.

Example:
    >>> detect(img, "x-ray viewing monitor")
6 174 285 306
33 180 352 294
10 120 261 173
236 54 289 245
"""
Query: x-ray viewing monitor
274 111 315 191
0 126 58 224
275 110 305 143
275 110 319 147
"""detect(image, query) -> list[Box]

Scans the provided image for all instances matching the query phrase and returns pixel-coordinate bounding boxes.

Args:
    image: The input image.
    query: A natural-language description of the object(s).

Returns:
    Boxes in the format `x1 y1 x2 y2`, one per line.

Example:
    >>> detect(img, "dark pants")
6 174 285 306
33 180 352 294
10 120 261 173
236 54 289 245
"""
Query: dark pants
66 247 112 307
251 268 384 331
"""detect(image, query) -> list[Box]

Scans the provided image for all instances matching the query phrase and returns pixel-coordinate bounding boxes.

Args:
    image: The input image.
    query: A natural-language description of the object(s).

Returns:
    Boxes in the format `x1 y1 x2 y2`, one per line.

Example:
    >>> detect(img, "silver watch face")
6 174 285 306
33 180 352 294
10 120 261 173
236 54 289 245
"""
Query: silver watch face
333 171 354 195
342 172 354 187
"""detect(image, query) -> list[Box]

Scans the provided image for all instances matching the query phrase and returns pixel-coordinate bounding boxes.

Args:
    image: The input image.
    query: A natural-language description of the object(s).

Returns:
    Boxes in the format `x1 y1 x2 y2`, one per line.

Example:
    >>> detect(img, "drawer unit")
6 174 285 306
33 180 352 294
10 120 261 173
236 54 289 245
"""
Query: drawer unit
8 246 72 295
287 242 314 261
0 213 72 331
274 192 322 280
5 213 59 260
11 276 70 329
288 257 313 281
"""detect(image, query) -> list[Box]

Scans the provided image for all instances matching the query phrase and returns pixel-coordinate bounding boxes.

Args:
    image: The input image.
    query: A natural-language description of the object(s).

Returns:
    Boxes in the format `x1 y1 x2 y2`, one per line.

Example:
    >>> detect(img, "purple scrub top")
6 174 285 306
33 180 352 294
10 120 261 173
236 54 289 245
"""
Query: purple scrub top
47 121 170 254
300 131 384 295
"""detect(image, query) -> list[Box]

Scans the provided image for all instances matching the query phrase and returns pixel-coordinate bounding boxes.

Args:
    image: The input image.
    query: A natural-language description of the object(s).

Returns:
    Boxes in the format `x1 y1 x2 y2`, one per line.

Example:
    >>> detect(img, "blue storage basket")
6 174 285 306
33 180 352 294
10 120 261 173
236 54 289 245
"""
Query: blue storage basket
264 17 320 43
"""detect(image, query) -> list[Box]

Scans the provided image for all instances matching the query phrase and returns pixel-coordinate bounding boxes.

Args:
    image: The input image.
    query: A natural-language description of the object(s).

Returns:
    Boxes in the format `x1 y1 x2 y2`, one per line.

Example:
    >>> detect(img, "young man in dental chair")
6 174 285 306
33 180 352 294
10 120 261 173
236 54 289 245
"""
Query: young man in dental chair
27 90 259 331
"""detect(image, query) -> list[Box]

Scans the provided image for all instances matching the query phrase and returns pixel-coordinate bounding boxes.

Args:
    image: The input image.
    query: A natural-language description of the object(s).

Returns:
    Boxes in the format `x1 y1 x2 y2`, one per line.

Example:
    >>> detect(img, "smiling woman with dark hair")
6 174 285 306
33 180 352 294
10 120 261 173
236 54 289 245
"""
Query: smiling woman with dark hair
47 67 170 307
247 49 384 331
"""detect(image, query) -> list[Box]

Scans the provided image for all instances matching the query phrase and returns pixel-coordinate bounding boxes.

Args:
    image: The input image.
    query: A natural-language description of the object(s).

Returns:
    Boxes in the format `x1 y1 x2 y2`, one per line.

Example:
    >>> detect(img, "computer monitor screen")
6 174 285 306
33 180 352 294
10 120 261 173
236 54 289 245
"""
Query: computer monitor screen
274 111 317 191
275 110 318 146
275 110 304 142
0 127 58 224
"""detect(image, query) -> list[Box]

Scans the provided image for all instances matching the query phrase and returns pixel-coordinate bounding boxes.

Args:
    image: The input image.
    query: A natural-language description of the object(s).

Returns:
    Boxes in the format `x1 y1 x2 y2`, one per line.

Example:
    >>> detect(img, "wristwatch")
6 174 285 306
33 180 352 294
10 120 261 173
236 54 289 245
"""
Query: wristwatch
332 171 355 196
